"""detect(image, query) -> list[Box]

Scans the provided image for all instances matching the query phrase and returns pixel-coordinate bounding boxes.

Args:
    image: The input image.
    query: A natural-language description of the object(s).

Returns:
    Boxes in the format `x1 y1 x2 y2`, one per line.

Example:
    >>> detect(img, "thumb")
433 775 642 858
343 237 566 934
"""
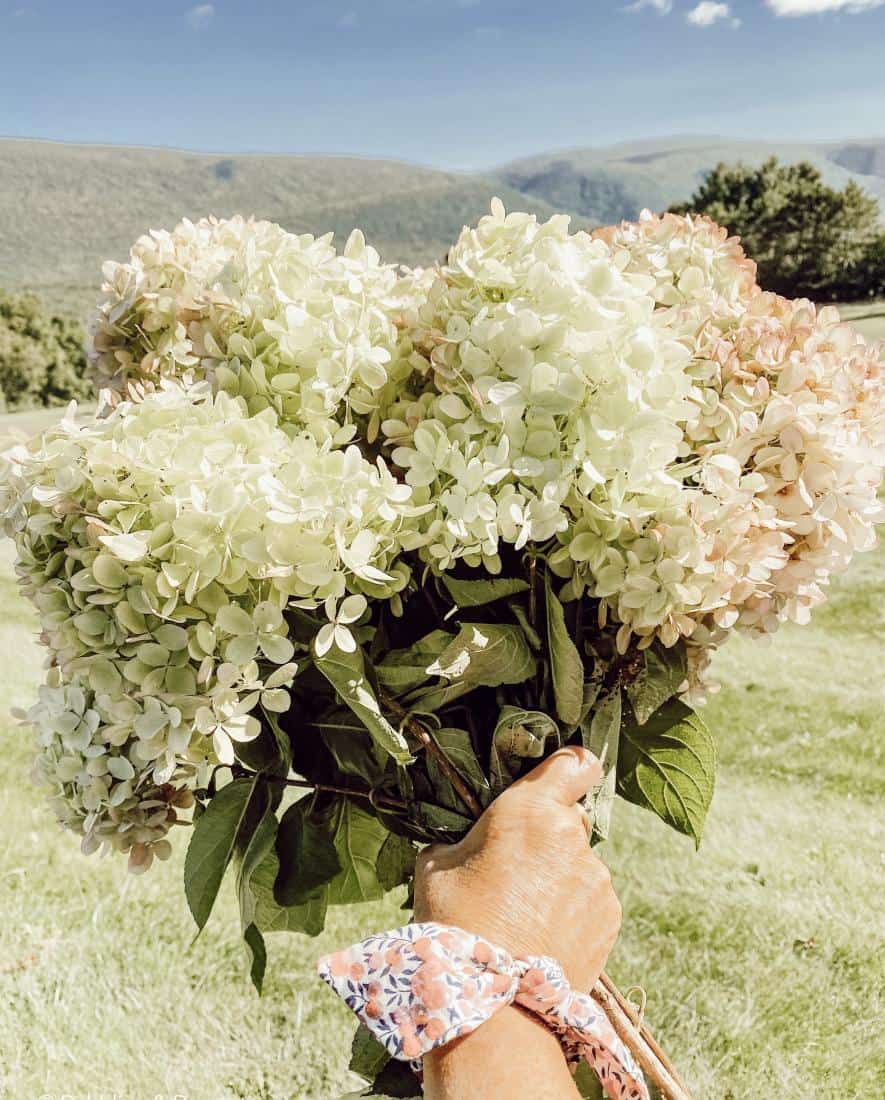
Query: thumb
511 746 602 806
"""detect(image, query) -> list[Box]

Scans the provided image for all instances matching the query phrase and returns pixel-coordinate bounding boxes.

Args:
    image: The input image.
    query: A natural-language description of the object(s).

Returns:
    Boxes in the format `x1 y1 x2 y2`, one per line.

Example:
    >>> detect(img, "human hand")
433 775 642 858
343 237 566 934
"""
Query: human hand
414 746 622 993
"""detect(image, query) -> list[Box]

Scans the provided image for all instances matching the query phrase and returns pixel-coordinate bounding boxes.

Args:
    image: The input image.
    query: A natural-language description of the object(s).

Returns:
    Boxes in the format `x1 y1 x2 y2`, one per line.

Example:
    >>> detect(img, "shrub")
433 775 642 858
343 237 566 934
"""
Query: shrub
0 291 90 412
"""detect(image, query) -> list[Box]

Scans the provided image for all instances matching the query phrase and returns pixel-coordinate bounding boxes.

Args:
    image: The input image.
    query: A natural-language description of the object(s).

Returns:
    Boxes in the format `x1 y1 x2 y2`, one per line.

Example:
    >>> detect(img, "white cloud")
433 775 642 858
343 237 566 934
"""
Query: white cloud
686 2 740 25
624 0 673 14
766 0 884 13
186 3 215 30
336 9 359 29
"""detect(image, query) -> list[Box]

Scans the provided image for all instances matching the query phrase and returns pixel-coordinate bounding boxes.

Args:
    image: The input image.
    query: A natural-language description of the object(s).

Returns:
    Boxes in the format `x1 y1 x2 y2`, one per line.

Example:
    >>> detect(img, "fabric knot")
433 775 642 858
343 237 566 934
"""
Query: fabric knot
318 921 648 1100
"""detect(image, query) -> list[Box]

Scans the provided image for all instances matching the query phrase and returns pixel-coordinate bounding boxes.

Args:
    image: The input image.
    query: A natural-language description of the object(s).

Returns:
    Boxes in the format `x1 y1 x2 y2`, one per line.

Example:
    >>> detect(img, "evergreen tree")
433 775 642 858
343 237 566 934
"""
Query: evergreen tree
671 158 885 301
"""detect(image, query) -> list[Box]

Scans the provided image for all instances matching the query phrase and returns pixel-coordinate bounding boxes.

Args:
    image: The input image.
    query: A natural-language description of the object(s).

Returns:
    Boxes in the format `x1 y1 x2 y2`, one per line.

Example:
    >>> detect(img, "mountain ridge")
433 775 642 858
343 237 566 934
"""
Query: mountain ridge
2 136 884 315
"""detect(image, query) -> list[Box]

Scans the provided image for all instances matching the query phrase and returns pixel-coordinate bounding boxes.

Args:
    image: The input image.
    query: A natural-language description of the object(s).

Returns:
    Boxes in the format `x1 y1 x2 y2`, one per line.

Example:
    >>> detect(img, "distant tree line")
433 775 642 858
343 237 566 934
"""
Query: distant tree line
671 157 885 302
0 292 90 412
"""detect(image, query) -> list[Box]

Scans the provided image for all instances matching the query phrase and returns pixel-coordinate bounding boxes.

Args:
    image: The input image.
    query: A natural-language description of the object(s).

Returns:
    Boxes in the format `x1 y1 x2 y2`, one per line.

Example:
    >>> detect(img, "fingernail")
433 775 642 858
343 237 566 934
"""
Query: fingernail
553 745 596 767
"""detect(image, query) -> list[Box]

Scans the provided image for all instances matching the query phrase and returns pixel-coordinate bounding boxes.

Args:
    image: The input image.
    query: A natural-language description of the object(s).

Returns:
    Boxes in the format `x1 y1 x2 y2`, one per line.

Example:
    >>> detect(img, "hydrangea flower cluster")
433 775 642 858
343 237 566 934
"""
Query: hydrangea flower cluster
383 201 696 569
383 203 885 655
592 209 758 313
594 213 885 649
1 385 421 867
90 215 427 443
3 202 883 869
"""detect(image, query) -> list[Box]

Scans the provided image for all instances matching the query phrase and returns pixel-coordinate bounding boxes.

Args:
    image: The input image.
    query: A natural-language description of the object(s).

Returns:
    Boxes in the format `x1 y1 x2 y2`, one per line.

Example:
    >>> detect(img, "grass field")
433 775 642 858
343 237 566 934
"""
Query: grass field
836 300 885 342
0 388 883 1098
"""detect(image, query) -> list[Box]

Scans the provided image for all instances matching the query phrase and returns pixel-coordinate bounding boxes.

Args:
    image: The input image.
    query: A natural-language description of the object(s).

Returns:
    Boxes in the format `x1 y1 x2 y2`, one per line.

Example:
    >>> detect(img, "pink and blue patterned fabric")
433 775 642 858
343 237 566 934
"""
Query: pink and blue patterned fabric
318 921 648 1100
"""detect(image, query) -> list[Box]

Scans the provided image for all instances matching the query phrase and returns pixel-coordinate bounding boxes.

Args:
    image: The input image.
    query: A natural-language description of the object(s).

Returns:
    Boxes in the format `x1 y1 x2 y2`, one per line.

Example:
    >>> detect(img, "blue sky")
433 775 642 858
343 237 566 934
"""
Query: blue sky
1 0 883 168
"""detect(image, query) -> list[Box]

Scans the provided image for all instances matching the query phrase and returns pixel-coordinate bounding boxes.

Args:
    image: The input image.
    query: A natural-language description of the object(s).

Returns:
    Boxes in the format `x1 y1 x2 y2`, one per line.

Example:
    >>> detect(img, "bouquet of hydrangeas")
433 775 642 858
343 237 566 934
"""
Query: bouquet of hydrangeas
2 205 883 1099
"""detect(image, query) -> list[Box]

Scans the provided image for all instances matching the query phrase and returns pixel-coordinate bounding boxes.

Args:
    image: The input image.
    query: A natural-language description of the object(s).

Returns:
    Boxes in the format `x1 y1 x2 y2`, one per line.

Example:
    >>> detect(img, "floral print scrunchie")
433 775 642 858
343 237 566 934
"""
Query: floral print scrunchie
318 921 648 1100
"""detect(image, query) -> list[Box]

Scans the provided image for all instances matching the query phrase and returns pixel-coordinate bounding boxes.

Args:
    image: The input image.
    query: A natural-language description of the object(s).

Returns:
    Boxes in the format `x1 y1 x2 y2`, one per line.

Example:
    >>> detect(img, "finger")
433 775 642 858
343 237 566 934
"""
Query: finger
510 746 602 806
416 839 460 875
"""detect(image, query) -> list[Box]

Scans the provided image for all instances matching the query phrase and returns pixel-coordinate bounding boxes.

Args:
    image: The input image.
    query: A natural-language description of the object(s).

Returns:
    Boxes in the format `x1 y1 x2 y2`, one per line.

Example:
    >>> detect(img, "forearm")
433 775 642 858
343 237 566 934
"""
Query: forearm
423 1004 580 1100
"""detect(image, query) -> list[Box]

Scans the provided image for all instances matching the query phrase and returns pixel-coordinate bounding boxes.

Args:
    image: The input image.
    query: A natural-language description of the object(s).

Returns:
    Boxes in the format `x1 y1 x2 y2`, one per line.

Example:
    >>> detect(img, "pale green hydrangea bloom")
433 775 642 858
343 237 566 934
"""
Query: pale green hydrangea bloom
1 385 423 862
90 215 429 444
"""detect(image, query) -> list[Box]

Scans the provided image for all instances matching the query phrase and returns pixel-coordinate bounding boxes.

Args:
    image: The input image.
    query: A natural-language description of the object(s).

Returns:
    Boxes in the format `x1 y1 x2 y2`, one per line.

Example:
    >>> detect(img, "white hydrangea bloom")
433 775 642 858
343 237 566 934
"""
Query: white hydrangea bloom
383 200 695 570
600 213 885 646
385 202 885 659
593 209 758 313
1 385 422 859
89 215 427 443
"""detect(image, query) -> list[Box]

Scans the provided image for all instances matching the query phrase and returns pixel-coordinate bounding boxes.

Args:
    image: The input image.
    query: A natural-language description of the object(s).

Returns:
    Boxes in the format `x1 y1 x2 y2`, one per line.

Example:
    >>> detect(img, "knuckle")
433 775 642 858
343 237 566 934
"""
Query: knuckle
415 844 433 880
489 786 521 820
480 794 522 840
415 841 453 881
548 811 580 845
415 845 438 876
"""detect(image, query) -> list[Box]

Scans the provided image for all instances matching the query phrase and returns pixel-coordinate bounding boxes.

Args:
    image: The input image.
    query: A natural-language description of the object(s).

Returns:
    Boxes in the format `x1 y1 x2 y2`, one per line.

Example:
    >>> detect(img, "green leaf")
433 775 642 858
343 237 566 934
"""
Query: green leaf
350 1024 391 1080
251 842 327 936
305 710 391 787
274 796 342 907
545 572 583 728
425 727 491 812
416 801 473 837
625 641 688 725
404 680 473 714
315 644 412 764
184 777 259 934
441 575 529 607
242 923 267 994
376 630 454 694
339 1062 421 1100
376 832 417 892
233 711 292 776
490 706 560 794
356 1060 422 1098
326 799 397 905
618 698 716 847
511 603 543 650
283 605 325 645
427 623 535 684
580 668 604 722
418 623 534 710
337 1094 399 1100
236 792 277 992
276 796 402 909
580 688 622 843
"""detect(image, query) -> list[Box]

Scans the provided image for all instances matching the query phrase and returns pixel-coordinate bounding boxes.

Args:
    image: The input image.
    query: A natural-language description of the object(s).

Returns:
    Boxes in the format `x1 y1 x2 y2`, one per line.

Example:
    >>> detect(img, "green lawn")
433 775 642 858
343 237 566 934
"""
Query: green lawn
835 299 885 342
0 403 96 447
1 409 884 1098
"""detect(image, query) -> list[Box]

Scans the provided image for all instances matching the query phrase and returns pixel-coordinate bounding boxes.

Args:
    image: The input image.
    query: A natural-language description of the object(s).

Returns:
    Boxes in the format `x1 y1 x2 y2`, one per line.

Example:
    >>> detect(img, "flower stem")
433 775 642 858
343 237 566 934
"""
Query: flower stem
381 692 484 819
528 556 539 629
591 977 692 1100
278 776 408 812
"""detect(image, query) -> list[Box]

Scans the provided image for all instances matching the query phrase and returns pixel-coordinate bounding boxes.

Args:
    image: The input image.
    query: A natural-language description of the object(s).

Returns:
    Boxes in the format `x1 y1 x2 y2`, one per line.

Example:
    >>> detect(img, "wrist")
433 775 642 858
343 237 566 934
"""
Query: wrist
423 1005 580 1100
